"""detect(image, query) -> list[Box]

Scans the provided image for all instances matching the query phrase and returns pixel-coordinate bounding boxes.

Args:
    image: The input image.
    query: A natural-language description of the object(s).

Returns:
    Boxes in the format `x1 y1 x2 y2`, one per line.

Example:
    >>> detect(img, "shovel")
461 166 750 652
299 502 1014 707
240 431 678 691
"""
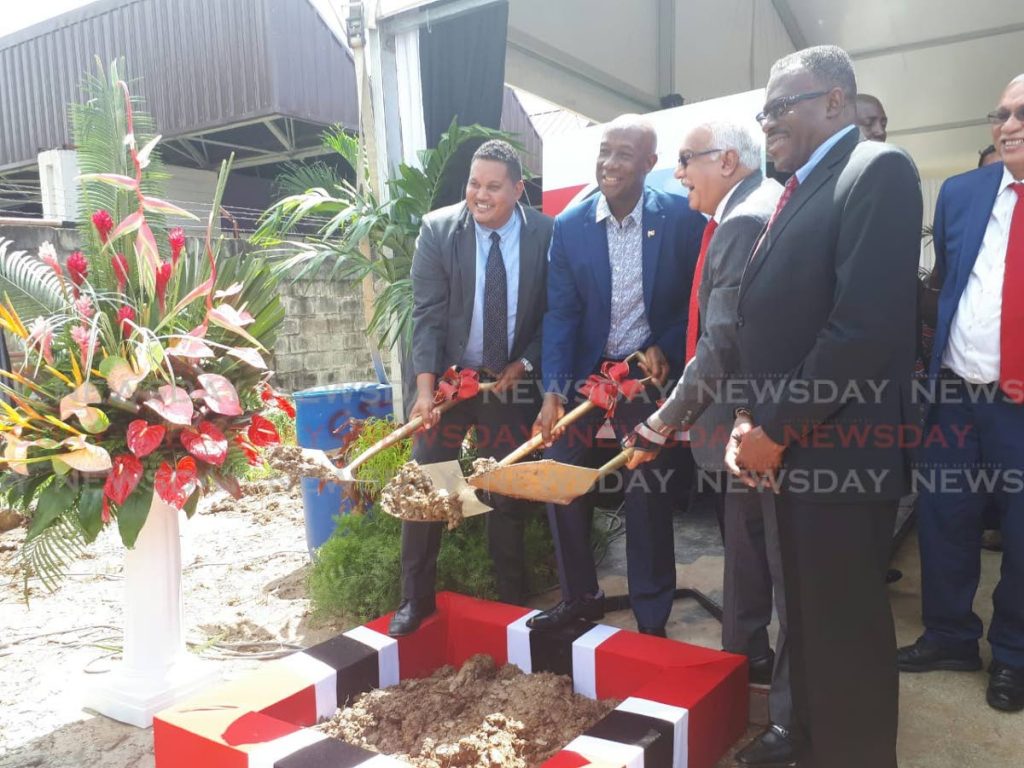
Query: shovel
468 447 637 505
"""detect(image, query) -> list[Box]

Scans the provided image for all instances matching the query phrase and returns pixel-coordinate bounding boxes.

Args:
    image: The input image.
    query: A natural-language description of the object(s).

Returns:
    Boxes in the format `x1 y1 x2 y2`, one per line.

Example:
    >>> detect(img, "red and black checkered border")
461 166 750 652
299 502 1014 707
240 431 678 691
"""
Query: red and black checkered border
154 592 747 768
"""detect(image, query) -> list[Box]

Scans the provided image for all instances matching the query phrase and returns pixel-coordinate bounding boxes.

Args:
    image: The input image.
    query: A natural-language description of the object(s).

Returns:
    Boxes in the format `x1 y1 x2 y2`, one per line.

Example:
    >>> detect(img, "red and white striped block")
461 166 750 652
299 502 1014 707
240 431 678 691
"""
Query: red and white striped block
154 592 745 768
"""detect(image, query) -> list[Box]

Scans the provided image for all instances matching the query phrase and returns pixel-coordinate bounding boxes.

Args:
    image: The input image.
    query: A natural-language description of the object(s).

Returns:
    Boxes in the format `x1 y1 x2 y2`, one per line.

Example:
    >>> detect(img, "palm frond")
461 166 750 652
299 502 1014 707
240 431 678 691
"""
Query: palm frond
0 239 65 321
12 512 87 593
273 161 343 198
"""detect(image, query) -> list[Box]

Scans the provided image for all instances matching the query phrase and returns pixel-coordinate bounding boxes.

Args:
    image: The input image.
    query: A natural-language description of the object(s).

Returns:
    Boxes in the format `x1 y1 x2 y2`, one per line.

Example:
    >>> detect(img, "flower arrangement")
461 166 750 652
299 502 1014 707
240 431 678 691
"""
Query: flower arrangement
0 61 288 586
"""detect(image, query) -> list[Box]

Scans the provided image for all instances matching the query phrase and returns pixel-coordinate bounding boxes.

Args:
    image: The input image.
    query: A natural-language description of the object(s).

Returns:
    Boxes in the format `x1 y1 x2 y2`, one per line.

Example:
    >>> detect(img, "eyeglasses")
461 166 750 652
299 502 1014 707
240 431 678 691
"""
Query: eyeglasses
756 90 829 125
677 148 722 169
987 106 1024 126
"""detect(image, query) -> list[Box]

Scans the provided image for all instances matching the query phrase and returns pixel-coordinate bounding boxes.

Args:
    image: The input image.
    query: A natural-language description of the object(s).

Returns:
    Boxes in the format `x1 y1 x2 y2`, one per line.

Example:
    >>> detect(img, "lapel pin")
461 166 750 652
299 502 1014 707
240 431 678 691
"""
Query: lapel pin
647 229 655 238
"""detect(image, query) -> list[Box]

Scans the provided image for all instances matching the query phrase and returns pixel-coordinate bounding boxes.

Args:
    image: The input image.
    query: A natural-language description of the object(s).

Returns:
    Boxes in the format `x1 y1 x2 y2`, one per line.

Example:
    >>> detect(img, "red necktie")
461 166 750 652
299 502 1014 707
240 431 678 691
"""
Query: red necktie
751 175 799 261
1000 183 1024 402
685 218 718 362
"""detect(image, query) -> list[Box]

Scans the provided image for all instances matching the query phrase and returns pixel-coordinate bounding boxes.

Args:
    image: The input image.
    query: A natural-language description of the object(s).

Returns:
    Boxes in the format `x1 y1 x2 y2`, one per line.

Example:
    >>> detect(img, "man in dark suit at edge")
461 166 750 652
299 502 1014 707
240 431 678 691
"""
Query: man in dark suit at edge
389 140 554 637
528 115 705 637
726 46 922 767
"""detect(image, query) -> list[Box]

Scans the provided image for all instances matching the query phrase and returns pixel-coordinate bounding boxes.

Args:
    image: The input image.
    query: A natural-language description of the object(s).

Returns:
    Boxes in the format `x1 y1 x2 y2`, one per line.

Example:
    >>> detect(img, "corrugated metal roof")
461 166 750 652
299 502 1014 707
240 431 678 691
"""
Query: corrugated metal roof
0 0 357 171
500 84 593 177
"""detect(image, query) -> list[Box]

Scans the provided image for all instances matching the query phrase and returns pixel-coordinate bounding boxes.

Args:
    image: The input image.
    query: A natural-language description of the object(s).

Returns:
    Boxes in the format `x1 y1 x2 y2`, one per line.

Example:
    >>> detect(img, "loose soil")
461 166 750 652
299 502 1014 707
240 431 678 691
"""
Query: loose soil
320 654 618 768
380 461 464 529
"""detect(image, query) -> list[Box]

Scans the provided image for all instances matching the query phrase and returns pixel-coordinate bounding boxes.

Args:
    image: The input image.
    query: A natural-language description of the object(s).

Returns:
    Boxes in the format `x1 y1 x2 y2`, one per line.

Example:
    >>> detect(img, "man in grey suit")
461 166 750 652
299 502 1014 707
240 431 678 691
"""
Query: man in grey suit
626 121 795 765
389 140 554 637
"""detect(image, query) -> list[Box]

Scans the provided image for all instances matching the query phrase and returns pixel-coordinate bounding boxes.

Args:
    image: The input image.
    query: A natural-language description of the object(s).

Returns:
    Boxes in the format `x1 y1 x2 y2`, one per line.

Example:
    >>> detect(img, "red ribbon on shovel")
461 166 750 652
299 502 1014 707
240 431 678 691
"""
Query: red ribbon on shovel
577 359 645 418
433 366 482 406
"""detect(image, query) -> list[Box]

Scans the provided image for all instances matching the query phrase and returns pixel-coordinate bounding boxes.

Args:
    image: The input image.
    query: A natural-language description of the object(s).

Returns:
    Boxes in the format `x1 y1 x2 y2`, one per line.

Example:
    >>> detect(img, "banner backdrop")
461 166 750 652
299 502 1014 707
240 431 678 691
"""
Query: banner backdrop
541 89 766 216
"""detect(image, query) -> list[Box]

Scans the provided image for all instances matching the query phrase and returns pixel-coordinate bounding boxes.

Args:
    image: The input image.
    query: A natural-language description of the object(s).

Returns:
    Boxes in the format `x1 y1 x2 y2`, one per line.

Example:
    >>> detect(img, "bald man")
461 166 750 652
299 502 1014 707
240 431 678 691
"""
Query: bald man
856 93 888 142
528 115 705 634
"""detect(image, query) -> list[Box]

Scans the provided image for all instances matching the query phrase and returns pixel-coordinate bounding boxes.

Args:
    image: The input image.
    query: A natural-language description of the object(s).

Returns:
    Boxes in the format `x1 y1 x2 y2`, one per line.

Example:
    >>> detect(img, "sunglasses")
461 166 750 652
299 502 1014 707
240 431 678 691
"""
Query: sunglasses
677 148 722 169
987 106 1024 126
756 90 829 125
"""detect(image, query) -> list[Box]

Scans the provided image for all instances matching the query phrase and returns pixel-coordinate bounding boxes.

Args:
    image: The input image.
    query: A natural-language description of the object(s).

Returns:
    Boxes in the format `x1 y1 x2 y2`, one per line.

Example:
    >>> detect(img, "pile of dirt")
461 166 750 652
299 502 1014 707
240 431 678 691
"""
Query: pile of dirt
380 461 463 530
263 445 344 486
319 653 618 768
470 457 500 477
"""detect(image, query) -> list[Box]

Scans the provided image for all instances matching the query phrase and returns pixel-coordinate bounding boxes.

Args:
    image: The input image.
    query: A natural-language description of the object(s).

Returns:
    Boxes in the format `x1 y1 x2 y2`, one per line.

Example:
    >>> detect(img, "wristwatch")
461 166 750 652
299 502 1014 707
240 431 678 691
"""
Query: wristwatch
520 357 534 373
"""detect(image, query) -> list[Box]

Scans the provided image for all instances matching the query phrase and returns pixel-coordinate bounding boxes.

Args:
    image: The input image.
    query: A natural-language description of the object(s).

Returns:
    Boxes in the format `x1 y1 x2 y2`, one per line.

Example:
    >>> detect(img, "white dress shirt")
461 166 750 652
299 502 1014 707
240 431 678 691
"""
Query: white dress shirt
461 210 521 369
943 166 1022 383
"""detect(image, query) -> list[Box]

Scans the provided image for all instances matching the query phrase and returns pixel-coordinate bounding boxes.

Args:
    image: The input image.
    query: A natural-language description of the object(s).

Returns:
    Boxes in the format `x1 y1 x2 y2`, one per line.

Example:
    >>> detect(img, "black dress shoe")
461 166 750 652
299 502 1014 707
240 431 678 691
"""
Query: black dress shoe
526 596 604 631
987 661 1024 712
638 625 667 637
897 637 982 672
748 650 775 686
736 723 800 766
886 568 903 584
387 596 436 637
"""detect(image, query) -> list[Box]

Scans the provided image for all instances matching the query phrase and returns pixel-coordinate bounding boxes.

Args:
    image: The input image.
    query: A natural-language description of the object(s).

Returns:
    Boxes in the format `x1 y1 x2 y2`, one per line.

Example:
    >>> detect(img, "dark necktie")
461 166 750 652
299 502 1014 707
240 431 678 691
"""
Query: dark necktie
1000 183 1024 402
482 231 508 374
751 175 799 261
685 218 718 362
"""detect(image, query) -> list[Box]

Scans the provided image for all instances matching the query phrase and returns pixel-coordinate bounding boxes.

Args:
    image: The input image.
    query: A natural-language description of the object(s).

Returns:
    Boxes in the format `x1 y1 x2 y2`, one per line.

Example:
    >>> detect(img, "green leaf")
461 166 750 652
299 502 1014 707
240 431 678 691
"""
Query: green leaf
76 481 106 543
116 478 154 548
182 488 200 519
26 481 77 541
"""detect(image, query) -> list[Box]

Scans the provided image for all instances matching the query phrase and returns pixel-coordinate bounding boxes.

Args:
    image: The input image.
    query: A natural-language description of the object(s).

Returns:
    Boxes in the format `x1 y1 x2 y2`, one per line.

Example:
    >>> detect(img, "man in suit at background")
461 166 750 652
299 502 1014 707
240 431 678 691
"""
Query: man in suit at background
728 46 922 767
527 115 704 636
626 119 794 766
389 139 553 637
898 73 1024 713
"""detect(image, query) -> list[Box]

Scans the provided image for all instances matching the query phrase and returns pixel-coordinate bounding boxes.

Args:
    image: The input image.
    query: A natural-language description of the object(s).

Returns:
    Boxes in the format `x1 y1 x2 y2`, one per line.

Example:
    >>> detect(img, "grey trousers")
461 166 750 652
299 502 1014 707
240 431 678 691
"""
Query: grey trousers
721 485 792 729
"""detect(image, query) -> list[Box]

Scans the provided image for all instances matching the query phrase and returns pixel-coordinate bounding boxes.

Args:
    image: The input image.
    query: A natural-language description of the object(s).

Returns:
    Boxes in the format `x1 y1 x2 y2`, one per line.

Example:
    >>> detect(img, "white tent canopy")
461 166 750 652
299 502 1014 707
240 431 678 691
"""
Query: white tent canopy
374 0 1024 178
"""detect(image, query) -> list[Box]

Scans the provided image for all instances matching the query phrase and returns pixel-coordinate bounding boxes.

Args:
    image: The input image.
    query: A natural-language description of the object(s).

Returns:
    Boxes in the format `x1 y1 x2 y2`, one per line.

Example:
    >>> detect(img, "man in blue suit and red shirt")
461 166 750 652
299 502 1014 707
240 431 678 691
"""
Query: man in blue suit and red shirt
527 115 705 636
899 73 1024 713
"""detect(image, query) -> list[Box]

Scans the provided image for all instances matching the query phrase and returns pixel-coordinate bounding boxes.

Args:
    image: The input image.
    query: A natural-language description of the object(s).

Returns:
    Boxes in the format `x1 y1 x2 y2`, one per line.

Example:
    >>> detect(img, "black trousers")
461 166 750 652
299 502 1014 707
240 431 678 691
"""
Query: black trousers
399 383 538 605
774 493 898 768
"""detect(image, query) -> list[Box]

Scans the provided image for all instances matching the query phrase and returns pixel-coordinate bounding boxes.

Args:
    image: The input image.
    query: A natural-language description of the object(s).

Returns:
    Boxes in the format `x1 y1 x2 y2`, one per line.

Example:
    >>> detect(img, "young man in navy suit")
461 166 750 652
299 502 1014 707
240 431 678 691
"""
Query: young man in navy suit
527 115 704 636
898 73 1024 714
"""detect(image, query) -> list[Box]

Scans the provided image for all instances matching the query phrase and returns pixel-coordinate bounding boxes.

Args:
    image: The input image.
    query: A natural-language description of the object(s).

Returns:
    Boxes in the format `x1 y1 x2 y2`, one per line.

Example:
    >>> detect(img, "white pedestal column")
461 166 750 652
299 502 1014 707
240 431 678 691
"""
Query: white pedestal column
84 496 218 727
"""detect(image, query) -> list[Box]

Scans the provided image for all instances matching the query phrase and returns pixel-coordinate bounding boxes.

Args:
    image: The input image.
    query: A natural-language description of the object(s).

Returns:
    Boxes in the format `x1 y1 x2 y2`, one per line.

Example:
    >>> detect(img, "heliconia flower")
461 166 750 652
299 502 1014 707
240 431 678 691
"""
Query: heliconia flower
38 242 62 276
168 227 186 266
26 317 54 365
112 252 130 292
155 261 172 312
117 305 136 337
74 295 95 319
92 210 114 243
66 251 89 286
70 324 98 363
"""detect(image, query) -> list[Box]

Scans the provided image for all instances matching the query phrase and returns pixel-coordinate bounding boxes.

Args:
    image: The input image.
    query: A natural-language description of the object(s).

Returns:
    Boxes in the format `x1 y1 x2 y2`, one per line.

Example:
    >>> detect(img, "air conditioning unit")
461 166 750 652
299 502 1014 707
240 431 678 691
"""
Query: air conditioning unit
37 149 80 222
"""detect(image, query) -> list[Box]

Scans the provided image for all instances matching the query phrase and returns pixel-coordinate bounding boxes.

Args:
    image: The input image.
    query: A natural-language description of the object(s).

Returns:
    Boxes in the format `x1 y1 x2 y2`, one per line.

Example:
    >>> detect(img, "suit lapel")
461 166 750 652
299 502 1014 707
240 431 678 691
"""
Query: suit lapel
953 169 1002 298
722 171 762 220
455 205 477 317
514 206 539 348
740 129 858 303
587 199 613 318
641 192 665 310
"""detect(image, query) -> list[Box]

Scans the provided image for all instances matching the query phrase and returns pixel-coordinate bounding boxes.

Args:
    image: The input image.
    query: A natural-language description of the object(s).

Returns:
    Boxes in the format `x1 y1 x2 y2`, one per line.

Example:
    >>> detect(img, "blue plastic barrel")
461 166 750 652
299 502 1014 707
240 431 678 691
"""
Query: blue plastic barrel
293 382 393 554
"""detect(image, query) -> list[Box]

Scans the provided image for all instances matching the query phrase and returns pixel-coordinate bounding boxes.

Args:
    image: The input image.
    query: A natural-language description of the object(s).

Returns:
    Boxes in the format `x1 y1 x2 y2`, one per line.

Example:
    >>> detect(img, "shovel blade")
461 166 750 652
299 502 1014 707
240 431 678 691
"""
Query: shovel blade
417 460 492 518
468 460 601 505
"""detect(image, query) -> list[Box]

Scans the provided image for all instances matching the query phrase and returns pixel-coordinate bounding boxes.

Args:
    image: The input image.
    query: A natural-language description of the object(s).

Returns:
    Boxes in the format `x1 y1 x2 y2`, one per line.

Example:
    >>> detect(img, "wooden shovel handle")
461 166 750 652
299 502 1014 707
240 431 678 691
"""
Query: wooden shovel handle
595 447 635 479
341 382 495 472
498 399 597 467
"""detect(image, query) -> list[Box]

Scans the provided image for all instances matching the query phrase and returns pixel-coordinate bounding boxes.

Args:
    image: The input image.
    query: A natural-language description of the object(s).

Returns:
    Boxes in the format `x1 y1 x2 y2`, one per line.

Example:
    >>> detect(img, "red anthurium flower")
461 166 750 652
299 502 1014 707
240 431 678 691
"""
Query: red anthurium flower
112 252 130 292
155 260 172 312
180 421 228 466
103 453 143 506
168 227 186 266
92 209 114 243
234 435 261 466
117 305 136 336
126 419 166 458
66 251 89 286
259 384 296 418
247 414 281 447
154 456 199 509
